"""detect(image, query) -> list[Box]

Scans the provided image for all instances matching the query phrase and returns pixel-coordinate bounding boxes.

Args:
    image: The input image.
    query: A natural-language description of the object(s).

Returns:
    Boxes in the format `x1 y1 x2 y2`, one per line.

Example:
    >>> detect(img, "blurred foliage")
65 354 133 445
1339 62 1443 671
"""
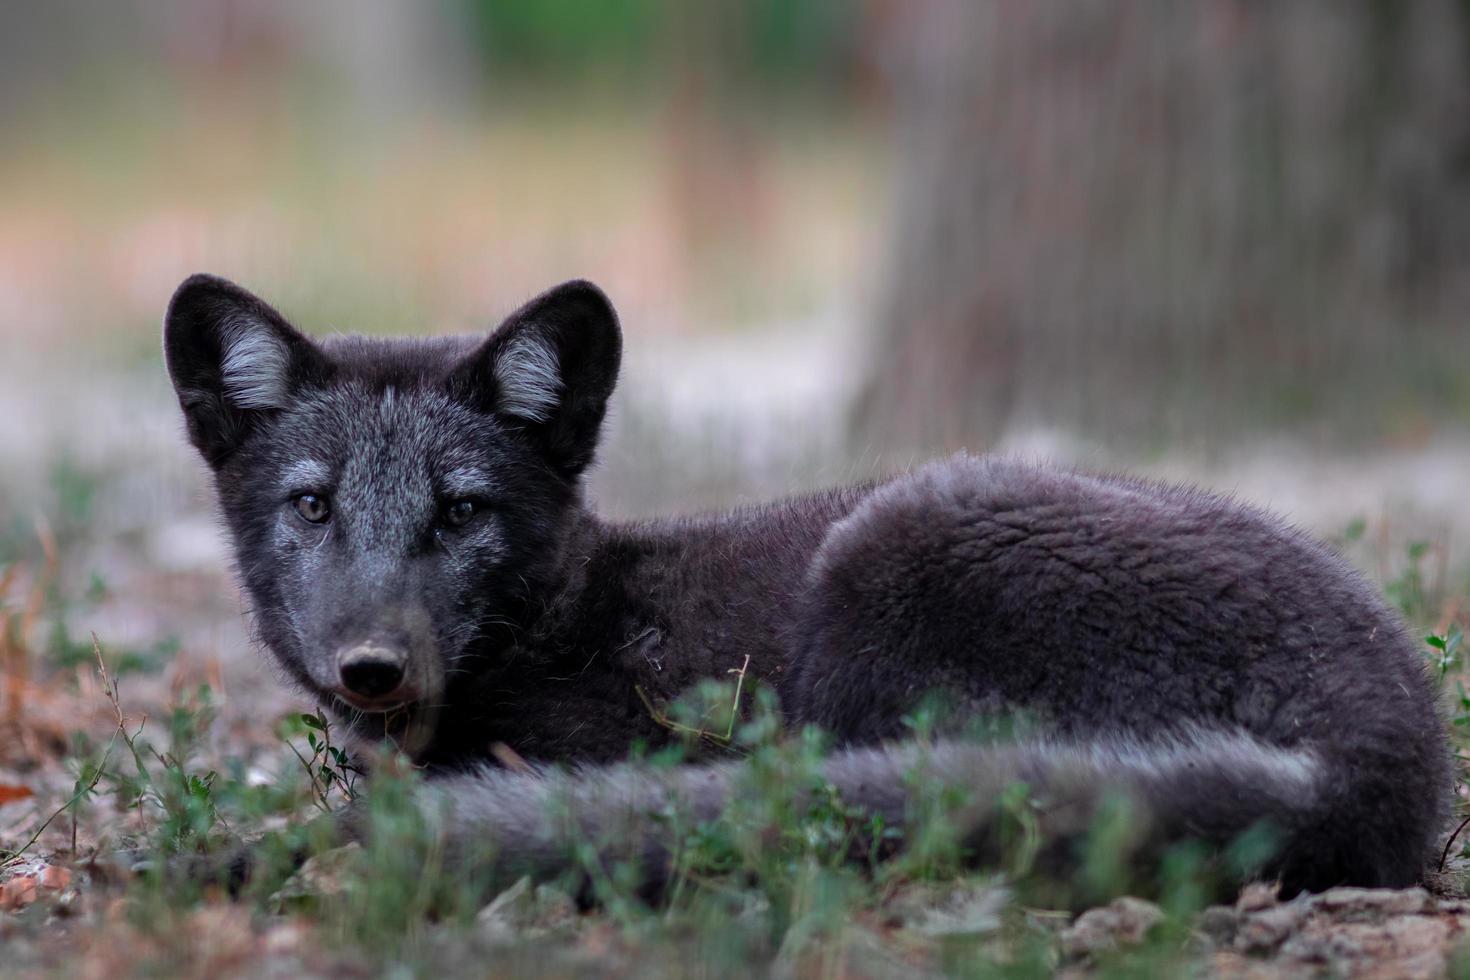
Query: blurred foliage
464 0 661 74
460 0 860 92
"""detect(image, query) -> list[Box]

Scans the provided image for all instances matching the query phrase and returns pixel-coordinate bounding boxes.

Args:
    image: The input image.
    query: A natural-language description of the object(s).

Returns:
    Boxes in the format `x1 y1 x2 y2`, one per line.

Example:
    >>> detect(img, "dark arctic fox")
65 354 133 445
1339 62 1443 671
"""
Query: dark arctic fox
164 274 1450 897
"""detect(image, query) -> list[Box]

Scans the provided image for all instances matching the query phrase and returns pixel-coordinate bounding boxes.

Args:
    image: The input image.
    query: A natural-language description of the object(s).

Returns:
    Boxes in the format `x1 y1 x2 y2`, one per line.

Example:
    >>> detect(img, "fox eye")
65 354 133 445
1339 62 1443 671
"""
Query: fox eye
442 499 476 528
292 493 331 524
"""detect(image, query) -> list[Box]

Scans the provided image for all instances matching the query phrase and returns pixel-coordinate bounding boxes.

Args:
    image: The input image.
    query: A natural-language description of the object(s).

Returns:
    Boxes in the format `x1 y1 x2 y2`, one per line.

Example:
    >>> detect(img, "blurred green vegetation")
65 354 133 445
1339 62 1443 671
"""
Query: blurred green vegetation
461 0 859 92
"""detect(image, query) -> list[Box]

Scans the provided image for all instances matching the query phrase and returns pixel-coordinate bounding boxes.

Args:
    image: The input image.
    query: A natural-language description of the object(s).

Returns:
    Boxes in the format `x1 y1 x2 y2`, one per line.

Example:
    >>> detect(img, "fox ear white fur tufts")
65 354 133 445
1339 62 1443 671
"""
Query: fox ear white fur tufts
493 333 562 423
447 278 622 476
219 315 292 410
164 273 328 466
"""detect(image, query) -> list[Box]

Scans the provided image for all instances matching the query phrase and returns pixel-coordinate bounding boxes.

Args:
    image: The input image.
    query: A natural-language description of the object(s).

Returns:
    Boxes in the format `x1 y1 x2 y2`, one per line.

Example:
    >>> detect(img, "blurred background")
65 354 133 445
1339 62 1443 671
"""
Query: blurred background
0 1 1468 745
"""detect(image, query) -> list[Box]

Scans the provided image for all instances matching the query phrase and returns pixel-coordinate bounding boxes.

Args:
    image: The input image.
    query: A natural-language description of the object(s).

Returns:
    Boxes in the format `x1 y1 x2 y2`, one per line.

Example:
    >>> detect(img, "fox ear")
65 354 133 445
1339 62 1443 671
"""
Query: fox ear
163 274 330 467
450 280 622 478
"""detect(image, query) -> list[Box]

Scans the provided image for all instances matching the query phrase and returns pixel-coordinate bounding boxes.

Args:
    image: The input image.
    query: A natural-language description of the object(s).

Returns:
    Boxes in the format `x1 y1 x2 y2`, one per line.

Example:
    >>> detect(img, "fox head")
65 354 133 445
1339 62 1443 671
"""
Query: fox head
163 274 621 752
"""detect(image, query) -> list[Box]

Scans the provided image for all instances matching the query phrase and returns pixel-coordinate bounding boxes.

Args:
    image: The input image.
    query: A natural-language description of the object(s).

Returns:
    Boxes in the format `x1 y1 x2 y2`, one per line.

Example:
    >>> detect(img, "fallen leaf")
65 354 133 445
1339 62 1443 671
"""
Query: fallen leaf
1 875 38 910
0 783 34 805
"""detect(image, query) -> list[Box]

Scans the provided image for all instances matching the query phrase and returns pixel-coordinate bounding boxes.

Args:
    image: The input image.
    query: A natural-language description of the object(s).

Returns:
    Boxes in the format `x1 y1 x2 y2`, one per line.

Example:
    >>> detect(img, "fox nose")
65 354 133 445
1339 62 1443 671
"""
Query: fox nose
337 644 406 700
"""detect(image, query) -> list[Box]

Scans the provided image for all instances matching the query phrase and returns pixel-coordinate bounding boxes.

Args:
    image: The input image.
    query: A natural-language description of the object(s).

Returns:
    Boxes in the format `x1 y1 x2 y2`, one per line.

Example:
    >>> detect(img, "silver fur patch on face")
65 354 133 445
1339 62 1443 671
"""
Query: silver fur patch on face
442 466 497 499
278 459 332 495
220 314 290 409
494 334 561 423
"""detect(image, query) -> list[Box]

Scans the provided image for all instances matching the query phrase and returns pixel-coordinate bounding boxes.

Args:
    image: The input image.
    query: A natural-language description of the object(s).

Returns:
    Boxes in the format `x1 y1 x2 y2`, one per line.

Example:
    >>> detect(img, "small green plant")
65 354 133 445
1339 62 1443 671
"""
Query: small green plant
1427 627 1466 685
1 641 132 865
281 708 362 812
107 683 226 856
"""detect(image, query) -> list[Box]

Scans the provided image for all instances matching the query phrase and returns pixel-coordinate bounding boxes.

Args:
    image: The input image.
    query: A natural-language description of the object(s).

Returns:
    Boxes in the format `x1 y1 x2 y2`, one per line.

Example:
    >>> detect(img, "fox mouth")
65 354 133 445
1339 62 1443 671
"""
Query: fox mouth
332 689 417 714
327 688 444 760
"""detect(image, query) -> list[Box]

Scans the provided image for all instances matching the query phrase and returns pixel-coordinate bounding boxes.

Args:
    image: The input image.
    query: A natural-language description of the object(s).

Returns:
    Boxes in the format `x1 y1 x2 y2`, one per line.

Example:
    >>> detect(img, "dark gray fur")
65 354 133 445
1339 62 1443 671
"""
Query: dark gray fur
163 274 1451 898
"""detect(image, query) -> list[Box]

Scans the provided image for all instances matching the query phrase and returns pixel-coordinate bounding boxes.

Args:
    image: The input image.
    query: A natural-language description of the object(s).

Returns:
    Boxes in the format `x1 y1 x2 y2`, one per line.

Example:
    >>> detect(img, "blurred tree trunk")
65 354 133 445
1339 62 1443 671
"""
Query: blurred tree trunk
857 0 1470 454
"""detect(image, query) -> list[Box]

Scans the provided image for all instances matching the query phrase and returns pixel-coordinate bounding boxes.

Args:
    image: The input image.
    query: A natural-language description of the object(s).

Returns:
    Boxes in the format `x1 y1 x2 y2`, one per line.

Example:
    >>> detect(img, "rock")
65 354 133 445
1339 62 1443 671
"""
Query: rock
268 843 359 912
1207 886 1467 979
1310 886 1432 919
1059 896 1164 959
1193 905 1240 948
475 876 579 944
900 880 1010 938
1235 901 1308 953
